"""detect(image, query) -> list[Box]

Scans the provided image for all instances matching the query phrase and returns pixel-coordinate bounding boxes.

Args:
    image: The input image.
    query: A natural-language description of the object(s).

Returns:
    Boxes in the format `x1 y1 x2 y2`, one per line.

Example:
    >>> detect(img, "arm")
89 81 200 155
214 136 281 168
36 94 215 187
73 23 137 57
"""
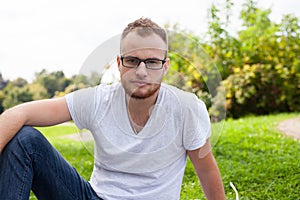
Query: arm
0 97 71 152
187 139 226 200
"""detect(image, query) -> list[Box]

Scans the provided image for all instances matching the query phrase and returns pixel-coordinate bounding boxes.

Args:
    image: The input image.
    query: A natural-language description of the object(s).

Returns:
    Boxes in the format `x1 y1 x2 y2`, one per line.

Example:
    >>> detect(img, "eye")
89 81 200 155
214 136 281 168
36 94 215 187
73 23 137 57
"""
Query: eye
124 57 139 64
146 59 160 65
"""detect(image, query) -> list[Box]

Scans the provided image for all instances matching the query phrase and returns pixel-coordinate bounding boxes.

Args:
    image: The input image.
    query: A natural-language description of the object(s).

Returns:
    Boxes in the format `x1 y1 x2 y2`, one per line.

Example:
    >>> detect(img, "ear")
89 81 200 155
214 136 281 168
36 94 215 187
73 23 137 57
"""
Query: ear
163 58 170 76
117 56 122 71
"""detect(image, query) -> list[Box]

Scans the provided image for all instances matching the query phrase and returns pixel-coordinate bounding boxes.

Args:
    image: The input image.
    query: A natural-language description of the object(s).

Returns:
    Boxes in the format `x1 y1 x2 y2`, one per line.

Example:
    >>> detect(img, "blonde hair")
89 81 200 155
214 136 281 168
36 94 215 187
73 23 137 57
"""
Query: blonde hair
121 17 168 47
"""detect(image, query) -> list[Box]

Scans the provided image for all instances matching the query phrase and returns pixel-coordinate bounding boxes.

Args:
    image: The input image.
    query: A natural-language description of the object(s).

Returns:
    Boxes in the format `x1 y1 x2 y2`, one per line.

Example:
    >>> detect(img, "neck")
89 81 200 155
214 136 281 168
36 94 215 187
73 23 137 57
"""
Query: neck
126 91 159 131
126 92 157 115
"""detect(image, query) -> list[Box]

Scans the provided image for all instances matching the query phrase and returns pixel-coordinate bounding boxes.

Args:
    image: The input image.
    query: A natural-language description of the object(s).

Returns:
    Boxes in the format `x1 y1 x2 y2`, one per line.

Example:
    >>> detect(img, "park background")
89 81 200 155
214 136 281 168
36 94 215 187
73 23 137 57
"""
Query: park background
0 0 299 199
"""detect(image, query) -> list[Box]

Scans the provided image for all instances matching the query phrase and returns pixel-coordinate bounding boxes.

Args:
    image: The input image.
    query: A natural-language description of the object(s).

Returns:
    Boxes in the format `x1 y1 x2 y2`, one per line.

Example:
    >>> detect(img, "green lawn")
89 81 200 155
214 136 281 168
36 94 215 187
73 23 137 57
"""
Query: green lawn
29 113 299 199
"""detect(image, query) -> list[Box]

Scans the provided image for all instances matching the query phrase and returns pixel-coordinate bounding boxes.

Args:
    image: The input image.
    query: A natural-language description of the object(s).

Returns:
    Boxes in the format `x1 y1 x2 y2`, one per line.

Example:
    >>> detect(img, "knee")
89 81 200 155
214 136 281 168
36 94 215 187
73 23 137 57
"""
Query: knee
5 126 45 154
16 126 43 142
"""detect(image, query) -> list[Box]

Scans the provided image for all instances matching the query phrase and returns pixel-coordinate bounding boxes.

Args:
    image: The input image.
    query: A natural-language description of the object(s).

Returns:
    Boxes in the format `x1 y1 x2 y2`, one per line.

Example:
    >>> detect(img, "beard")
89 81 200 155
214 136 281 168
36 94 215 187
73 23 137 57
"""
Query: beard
131 83 161 99
123 82 161 100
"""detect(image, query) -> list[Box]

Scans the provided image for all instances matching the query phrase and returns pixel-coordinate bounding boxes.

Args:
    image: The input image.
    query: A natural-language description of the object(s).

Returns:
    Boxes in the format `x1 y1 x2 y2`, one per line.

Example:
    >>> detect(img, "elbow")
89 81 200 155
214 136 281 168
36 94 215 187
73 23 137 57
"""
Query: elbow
1 105 28 126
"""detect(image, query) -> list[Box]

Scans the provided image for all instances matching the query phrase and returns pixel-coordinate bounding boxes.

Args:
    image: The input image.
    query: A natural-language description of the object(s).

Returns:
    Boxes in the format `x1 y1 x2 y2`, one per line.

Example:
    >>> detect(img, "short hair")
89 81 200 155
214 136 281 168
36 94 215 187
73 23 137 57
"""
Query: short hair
121 17 168 48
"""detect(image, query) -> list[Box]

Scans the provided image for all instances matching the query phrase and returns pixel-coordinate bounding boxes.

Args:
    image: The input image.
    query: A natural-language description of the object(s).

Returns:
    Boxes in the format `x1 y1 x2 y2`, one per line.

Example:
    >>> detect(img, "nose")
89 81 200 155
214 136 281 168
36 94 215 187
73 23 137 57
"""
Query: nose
135 61 148 77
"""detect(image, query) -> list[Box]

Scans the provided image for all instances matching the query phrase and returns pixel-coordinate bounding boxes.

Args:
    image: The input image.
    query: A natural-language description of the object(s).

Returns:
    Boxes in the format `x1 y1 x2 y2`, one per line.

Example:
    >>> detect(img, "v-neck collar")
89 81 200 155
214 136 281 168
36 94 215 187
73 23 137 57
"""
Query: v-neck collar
112 84 167 138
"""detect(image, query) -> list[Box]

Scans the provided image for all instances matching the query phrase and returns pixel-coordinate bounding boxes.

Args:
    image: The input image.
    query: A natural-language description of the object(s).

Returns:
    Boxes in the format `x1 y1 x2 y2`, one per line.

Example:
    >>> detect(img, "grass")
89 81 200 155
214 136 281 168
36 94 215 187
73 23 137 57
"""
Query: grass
182 113 300 199
29 113 300 199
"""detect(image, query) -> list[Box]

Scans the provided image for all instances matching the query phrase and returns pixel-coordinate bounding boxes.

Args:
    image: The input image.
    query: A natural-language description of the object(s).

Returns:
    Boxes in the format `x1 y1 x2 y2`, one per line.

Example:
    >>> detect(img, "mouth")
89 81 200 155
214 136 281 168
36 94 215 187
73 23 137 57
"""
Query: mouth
131 80 151 87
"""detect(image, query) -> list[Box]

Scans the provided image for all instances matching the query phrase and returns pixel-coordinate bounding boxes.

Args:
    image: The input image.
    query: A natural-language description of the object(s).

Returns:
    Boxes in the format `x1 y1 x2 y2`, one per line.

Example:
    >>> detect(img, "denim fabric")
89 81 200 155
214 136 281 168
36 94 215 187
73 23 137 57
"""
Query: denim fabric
0 126 102 200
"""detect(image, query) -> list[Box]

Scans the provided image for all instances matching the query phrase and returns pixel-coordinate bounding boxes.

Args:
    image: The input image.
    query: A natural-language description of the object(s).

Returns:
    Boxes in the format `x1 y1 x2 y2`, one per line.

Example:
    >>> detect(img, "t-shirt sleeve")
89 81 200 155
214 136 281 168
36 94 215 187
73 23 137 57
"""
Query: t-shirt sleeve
65 86 98 130
182 95 211 151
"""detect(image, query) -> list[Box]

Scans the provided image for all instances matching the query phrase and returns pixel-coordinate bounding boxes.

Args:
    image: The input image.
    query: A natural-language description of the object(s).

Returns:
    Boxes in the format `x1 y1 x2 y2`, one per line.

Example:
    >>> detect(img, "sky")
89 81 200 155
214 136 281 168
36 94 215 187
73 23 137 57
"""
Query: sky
0 0 299 82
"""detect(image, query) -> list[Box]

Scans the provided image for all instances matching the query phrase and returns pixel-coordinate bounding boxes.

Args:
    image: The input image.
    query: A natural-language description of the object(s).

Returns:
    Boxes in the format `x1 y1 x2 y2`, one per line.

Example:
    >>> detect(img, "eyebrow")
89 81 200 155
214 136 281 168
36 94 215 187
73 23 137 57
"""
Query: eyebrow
123 56 164 60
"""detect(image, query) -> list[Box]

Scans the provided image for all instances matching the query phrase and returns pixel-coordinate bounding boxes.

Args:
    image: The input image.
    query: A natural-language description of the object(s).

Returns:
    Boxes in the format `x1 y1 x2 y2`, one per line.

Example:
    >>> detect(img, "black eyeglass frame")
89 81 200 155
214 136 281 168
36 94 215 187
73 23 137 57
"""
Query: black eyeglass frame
120 56 166 70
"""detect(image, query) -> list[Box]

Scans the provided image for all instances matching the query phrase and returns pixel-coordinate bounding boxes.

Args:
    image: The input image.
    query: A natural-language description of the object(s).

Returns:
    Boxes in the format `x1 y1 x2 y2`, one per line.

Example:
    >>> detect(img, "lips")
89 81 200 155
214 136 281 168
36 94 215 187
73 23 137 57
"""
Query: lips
131 80 150 87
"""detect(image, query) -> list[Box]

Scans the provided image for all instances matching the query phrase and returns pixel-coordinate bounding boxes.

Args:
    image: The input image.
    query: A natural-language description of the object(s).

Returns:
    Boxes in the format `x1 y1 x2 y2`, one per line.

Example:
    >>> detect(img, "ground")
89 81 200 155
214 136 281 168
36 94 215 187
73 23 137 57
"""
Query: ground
62 117 300 141
278 117 300 140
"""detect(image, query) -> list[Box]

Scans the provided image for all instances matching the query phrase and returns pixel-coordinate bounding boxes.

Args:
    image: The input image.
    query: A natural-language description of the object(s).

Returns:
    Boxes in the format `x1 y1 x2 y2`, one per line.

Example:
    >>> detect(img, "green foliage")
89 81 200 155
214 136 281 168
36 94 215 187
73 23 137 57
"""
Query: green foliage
206 0 300 118
1 77 33 109
165 26 223 113
166 0 300 119
0 73 8 89
210 85 226 122
0 91 4 113
2 82 33 109
222 63 300 117
166 25 206 95
34 69 71 97
55 72 101 97
72 72 101 88
9 77 28 88
27 83 49 100
205 0 241 80
0 69 102 113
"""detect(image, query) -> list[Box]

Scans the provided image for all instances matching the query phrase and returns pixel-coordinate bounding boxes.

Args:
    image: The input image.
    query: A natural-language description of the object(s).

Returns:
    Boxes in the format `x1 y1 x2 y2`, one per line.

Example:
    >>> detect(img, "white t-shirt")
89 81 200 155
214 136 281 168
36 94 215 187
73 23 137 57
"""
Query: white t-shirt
65 83 211 200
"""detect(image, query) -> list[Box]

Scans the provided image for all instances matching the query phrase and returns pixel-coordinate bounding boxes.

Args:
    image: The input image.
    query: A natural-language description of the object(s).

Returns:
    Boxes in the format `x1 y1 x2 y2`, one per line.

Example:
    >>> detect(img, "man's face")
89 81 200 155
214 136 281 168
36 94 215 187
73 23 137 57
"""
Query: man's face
117 31 169 99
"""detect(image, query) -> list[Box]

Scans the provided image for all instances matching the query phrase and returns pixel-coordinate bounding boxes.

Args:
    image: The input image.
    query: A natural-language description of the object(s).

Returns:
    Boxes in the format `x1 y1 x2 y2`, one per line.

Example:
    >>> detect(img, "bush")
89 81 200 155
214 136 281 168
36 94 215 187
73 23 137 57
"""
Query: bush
221 64 300 118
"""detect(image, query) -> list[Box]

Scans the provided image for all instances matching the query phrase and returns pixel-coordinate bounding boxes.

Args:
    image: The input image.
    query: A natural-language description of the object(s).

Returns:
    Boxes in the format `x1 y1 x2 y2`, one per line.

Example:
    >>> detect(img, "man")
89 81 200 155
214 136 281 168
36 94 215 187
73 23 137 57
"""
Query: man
0 18 225 199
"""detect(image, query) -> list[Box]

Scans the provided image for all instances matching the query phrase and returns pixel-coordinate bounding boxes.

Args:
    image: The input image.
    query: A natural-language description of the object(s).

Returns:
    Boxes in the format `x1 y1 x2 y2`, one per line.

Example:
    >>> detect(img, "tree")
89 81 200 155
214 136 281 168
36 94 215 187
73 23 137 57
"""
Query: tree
0 73 8 89
34 69 71 97
165 24 220 108
211 0 300 117
0 90 4 113
204 0 242 80
10 77 28 88
165 0 300 118
27 83 49 100
2 83 33 110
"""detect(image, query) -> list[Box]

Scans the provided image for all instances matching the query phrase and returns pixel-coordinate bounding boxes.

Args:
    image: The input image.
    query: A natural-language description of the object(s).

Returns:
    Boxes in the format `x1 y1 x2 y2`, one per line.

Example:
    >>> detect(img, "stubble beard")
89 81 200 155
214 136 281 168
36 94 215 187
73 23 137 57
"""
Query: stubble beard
125 82 161 100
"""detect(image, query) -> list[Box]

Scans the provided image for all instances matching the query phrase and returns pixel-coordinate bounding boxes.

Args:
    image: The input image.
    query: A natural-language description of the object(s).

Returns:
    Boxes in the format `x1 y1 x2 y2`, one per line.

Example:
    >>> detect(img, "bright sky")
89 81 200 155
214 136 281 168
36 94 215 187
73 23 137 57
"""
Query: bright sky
0 0 299 81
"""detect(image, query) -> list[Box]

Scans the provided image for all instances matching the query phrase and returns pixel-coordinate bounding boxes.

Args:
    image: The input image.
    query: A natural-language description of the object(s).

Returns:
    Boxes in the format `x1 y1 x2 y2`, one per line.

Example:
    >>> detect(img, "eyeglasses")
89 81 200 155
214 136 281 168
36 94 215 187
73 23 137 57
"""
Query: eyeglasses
120 56 166 70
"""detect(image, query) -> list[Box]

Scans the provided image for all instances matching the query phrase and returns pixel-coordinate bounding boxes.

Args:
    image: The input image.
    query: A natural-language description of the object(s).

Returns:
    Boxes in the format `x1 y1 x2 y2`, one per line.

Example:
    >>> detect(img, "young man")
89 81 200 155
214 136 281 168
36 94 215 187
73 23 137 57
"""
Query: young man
0 18 225 199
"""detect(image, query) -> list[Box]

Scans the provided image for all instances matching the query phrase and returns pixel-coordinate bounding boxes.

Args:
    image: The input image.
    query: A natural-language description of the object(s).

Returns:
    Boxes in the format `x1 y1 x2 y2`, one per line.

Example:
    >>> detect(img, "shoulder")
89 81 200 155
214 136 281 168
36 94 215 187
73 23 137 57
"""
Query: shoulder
94 82 121 94
92 82 121 99
160 83 209 127
160 84 211 149
91 83 122 108
160 83 206 110
65 83 122 108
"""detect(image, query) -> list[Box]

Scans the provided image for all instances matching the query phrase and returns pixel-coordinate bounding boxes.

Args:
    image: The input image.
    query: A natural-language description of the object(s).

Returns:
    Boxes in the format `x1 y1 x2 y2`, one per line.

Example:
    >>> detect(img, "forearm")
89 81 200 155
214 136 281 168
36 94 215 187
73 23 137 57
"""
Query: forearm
0 97 71 153
0 107 26 152
198 166 226 200
188 143 226 200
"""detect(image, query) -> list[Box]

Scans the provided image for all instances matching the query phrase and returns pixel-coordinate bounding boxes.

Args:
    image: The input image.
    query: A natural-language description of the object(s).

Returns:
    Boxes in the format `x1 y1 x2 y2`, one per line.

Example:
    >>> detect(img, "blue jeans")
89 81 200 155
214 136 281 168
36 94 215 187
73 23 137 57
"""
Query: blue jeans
0 126 102 200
